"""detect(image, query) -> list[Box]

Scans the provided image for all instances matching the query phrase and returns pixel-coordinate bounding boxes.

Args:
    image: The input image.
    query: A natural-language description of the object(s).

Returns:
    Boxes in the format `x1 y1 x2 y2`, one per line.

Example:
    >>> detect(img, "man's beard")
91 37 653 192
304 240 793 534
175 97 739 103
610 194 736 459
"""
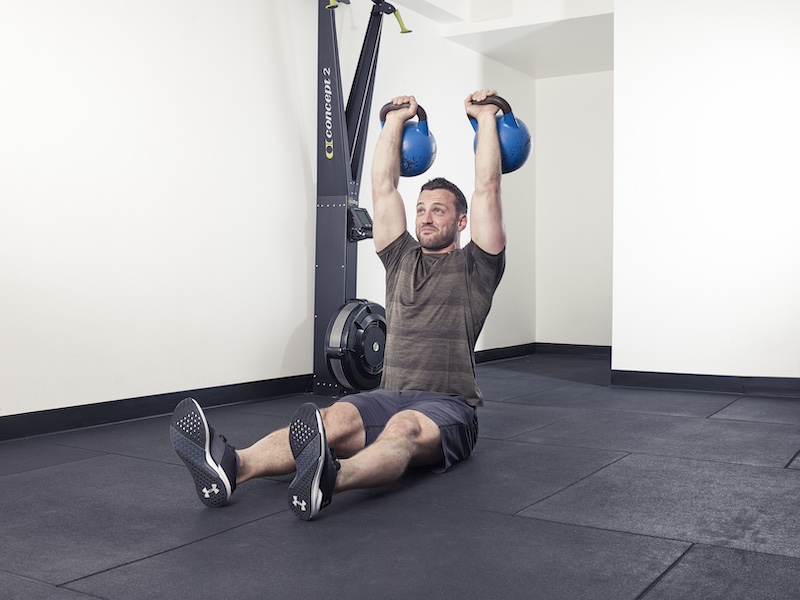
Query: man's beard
417 221 458 251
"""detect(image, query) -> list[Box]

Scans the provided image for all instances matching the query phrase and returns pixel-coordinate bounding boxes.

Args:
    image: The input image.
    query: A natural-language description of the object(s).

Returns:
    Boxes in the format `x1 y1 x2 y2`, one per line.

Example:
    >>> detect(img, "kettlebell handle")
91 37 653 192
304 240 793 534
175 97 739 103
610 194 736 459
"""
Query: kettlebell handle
379 102 428 123
471 95 513 115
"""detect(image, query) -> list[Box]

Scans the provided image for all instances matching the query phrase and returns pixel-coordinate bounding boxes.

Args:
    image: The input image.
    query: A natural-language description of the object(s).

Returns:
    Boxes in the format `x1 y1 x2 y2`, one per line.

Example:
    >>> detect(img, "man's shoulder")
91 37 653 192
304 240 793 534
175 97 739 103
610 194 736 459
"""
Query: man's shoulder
378 230 419 261
464 240 506 259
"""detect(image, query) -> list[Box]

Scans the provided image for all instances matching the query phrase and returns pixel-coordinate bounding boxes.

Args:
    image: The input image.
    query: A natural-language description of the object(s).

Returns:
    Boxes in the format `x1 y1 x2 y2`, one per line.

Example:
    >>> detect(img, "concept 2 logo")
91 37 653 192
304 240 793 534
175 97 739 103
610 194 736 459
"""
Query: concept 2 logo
322 67 334 159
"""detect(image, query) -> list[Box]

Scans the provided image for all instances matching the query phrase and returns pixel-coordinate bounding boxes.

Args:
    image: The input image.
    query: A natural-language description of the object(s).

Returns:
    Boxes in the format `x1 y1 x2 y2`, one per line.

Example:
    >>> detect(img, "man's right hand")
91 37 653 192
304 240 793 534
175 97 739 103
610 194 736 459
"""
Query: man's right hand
383 95 419 125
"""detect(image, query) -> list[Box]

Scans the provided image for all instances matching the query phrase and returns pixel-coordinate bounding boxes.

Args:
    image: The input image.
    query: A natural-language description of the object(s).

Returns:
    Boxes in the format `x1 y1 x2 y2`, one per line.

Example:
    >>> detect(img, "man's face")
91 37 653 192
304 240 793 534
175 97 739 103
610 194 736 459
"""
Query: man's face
415 189 467 253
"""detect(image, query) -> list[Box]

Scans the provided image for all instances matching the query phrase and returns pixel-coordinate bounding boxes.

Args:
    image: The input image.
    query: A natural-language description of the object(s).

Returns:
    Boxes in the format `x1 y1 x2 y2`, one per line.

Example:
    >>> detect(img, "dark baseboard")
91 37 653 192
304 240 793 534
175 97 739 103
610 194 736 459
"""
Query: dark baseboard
611 370 800 398
475 342 611 363
0 374 312 442
475 343 536 363
533 343 612 358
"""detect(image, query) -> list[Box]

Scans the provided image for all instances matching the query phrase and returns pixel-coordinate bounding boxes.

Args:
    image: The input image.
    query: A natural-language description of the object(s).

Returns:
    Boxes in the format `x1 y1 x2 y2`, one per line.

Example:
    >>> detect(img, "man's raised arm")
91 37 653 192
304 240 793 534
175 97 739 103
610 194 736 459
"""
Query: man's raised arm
465 90 505 255
371 96 418 253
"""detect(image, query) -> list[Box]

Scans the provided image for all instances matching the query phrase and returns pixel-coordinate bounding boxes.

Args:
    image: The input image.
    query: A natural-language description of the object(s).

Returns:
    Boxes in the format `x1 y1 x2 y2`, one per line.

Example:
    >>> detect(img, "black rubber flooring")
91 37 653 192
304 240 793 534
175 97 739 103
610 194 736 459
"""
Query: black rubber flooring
4 354 800 599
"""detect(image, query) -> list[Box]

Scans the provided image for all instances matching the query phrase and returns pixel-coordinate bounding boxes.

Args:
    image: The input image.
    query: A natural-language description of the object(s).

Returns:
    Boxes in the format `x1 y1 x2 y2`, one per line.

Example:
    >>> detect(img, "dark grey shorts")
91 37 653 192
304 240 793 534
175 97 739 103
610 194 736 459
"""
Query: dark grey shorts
337 389 478 473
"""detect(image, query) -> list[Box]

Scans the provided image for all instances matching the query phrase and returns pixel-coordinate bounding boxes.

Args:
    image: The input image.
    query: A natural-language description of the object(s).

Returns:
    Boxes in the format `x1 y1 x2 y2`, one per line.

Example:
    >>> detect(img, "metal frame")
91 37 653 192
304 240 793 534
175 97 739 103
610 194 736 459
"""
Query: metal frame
312 0 405 396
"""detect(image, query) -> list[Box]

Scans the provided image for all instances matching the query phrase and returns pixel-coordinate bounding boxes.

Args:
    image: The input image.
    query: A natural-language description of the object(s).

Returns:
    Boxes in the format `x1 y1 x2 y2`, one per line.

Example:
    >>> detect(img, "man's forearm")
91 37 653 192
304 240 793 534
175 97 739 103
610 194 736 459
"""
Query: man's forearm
473 113 502 194
372 120 404 195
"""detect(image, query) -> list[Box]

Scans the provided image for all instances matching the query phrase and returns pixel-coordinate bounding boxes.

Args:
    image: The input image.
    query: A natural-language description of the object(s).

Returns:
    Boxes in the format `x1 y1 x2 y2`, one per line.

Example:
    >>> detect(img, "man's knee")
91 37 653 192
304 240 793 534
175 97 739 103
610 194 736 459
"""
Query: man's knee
381 410 443 467
383 410 439 444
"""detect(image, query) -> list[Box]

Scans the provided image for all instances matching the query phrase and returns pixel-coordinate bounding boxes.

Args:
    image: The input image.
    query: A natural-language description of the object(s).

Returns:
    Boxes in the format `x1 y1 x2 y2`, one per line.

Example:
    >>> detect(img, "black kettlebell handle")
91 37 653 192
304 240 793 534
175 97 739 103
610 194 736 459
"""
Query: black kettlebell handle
379 102 428 123
471 95 513 115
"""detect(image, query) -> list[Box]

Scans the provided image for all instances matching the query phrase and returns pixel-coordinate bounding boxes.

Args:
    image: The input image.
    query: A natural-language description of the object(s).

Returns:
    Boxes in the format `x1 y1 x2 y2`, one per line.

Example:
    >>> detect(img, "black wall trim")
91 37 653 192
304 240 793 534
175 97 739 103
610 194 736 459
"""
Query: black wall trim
475 343 611 363
612 370 800 398
475 343 536 363
0 374 312 442
533 343 612 358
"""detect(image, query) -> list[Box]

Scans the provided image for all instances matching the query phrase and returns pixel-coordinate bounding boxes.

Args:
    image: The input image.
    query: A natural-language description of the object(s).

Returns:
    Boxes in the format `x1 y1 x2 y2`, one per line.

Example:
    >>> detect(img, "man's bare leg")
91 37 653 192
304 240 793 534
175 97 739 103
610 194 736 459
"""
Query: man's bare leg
234 428 295 483
235 401 367 484
333 409 443 492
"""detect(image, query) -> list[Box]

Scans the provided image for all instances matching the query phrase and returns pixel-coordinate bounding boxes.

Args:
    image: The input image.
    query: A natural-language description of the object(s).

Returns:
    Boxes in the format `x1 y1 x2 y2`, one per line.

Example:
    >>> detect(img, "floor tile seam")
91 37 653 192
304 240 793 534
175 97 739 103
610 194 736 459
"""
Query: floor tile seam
489 400 754 420
0 452 120 479
704 395 746 419
13 415 177 443
481 383 581 403
711 415 800 427
487 404 800 429
579 407 752 420
486 394 800 423
513 451 632 509
634 543 695 600
487 401 595 416
0 567 61 588
510 515 800 564
605 411 800 429
500 436 627 452
0 571 103 599
692 541 800 562
5 444 190 476
621 449 800 472
56 512 286 589
509 512 696 548
479 413 592 440
494 438 800 472
783 447 800 469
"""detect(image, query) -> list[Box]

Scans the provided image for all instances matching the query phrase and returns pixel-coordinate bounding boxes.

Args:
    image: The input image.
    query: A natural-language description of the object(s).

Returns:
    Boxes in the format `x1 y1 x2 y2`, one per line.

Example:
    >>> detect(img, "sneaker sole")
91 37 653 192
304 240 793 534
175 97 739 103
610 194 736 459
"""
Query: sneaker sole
169 398 232 508
287 403 326 520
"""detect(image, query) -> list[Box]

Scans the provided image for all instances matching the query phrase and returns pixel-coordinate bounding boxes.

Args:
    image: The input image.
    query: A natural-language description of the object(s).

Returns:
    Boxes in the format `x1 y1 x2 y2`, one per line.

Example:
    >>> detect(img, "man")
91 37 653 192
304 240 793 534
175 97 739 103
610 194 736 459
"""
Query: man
169 89 506 520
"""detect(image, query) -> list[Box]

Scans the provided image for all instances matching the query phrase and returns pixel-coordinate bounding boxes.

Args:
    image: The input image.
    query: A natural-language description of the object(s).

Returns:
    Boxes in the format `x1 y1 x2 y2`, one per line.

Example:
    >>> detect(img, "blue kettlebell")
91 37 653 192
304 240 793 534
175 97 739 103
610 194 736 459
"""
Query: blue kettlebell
469 96 531 174
380 102 437 177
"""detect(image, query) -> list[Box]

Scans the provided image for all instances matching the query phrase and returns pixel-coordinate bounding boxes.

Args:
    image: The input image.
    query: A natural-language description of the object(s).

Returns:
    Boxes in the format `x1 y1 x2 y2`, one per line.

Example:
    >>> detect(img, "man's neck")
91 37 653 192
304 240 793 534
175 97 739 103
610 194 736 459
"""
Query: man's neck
421 243 458 255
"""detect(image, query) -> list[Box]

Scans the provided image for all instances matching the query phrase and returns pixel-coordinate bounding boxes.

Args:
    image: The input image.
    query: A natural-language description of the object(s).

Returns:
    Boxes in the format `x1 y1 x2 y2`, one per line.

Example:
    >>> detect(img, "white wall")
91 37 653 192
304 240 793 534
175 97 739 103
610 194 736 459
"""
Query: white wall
535 71 613 346
613 0 800 378
0 0 536 417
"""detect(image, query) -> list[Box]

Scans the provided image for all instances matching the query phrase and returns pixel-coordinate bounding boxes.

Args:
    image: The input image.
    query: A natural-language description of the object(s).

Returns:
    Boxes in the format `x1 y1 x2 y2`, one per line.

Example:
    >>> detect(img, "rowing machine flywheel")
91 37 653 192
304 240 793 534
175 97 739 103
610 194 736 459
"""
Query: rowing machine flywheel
325 299 386 391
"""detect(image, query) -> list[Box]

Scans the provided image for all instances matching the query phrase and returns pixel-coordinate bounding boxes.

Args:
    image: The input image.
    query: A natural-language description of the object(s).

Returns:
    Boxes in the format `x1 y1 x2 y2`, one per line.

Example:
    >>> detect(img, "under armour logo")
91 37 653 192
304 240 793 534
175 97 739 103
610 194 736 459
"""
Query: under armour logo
292 495 307 511
202 484 220 498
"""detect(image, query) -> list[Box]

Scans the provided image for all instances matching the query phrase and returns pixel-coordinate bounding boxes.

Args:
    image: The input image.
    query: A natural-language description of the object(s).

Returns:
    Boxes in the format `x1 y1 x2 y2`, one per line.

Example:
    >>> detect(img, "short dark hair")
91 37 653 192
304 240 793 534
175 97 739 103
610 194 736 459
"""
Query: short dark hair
420 177 468 216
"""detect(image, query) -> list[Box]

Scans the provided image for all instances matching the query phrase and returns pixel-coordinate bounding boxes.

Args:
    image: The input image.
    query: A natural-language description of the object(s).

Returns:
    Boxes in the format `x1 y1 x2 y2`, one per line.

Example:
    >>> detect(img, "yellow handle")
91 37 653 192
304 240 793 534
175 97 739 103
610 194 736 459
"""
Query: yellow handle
326 0 339 9
393 10 412 33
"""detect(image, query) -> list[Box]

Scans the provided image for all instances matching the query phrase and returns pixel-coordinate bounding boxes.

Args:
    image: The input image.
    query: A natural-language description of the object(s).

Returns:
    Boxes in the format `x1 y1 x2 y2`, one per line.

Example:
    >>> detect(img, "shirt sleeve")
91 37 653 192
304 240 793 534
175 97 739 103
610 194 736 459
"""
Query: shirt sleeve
465 240 506 294
377 230 418 275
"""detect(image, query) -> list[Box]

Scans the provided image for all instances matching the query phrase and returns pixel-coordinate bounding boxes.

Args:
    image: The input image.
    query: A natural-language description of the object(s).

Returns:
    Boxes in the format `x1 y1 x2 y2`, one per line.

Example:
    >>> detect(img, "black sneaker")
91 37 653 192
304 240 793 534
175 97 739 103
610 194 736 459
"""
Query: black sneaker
169 398 238 508
287 403 340 520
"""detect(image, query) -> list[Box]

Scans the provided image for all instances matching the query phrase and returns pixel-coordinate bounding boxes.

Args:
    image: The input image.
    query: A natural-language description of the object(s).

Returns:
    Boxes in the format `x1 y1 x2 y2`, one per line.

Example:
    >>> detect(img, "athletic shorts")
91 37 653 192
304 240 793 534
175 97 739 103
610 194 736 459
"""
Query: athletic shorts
337 389 478 473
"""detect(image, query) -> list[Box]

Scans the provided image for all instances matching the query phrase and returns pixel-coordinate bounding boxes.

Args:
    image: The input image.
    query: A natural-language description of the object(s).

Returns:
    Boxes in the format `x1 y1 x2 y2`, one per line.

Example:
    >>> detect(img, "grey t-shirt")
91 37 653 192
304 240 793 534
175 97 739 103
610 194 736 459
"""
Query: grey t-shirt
377 231 505 407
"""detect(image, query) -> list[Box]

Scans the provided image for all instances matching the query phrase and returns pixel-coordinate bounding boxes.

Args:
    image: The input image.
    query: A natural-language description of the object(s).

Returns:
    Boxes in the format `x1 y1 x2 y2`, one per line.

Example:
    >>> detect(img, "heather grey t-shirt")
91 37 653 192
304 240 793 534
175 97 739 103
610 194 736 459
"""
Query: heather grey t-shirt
377 231 505 407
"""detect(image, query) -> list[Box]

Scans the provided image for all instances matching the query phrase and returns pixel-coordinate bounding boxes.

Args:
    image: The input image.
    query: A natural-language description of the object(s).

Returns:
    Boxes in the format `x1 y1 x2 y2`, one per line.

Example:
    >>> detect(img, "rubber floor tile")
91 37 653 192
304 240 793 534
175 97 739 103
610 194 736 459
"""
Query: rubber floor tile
0 571 97 600
710 395 800 425
514 409 800 467
641 544 800 600
0 438 104 477
66 500 688 600
521 454 800 558
358 437 627 515
511 382 736 418
0 453 287 584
